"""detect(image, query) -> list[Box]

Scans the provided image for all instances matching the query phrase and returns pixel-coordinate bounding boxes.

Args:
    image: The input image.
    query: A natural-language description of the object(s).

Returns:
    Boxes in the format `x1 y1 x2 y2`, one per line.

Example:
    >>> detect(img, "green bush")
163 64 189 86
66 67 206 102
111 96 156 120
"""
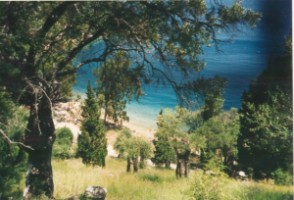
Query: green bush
0 88 29 199
140 174 162 183
244 187 293 200
272 168 293 186
189 171 235 200
53 127 73 159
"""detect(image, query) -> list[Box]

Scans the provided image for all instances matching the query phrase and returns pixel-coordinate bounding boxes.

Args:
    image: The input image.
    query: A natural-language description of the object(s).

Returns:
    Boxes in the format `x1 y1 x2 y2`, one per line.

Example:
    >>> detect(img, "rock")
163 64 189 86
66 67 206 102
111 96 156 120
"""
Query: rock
83 186 107 200
234 170 248 181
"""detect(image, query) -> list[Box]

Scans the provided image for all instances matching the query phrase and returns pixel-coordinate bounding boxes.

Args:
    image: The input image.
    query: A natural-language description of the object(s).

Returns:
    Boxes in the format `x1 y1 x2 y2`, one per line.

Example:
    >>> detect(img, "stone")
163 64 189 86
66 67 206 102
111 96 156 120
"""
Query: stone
84 186 107 200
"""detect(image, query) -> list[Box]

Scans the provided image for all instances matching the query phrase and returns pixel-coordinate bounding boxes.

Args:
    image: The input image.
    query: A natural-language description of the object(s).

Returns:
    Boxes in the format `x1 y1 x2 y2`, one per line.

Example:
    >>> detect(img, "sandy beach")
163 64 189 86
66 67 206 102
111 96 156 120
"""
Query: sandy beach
53 100 156 156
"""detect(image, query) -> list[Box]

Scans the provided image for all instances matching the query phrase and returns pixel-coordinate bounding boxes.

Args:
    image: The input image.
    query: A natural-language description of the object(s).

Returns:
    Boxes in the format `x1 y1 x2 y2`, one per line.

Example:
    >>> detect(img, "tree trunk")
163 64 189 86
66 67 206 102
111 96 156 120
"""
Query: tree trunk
23 97 55 199
127 158 131 172
176 160 182 178
176 159 185 178
133 157 138 173
139 158 145 169
175 149 190 178
184 159 189 177
165 161 171 169
103 109 107 124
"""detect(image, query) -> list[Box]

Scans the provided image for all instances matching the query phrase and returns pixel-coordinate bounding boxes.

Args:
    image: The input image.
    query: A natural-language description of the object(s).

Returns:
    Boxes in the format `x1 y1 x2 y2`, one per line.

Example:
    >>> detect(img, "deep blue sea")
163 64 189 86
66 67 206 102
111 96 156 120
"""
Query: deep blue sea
73 0 291 129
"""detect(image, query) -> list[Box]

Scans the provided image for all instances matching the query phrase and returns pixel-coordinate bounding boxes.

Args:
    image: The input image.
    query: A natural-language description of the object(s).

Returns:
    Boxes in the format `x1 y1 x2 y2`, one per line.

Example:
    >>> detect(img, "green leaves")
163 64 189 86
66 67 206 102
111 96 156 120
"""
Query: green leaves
219 2 261 28
53 127 73 159
0 89 28 198
114 129 152 171
77 81 107 167
114 129 152 161
239 91 292 178
95 52 143 124
238 37 292 179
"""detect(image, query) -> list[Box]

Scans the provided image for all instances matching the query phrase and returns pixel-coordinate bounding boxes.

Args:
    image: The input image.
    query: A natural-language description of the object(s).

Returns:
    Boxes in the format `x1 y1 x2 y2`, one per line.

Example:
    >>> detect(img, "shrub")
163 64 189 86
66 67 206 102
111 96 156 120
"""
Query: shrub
272 168 293 186
140 174 162 183
0 101 28 198
244 186 293 200
188 171 235 200
53 127 73 159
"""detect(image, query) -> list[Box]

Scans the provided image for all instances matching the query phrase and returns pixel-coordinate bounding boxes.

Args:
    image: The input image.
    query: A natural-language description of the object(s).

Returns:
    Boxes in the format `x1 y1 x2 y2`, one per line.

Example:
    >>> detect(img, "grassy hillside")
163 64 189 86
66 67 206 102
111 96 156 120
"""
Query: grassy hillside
52 158 293 200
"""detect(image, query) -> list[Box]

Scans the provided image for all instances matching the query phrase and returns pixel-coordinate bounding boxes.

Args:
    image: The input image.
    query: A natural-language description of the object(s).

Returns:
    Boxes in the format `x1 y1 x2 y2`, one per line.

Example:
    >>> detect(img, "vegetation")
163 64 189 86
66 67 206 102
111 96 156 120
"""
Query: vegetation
183 76 227 120
50 158 291 200
238 36 292 180
272 168 293 186
152 132 176 169
154 108 207 177
52 127 73 159
2 1 287 198
0 88 28 199
94 52 143 124
194 109 240 173
77 81 107 167
114 129 152 172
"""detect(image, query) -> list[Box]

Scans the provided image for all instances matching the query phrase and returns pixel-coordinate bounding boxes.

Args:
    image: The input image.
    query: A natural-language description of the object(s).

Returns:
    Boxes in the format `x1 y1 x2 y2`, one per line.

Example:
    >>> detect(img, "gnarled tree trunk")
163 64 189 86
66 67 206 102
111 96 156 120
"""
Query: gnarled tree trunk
23 97 55 199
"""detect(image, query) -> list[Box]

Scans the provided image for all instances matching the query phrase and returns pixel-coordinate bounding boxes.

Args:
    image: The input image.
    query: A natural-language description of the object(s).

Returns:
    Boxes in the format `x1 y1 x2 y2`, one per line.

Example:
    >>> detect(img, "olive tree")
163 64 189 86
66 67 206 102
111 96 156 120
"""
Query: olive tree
0 1 260 198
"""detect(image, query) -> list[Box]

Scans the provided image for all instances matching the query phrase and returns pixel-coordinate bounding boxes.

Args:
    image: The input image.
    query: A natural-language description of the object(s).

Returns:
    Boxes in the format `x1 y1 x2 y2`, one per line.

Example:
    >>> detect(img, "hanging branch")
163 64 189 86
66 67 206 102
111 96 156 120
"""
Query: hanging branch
0 129 34 151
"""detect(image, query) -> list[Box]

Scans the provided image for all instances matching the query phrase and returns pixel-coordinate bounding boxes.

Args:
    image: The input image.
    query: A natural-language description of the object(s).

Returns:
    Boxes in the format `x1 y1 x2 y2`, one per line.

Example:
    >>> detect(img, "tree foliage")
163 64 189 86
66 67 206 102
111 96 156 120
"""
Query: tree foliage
182 75 227 120
0 1 260 197
95 52 143 124
152 133 176 169
77 81 107 167
0 1 260 105
238 36 292 179
114 129 152 172
52 127 73 159
193 109 240 172
154 108 206 177
0 88 28 199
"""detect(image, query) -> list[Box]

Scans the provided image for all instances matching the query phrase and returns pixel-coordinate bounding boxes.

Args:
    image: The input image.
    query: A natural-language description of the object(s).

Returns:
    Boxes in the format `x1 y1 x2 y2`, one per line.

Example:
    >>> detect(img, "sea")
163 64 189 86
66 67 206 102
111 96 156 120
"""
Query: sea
73 0 291 130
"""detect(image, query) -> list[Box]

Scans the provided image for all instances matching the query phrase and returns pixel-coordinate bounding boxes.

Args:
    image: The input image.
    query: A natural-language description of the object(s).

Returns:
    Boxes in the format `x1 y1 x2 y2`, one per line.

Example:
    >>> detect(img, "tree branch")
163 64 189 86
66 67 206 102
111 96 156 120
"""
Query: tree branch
38 2 74 39
0 129 34 151
56 29 105 74
26 2 74 76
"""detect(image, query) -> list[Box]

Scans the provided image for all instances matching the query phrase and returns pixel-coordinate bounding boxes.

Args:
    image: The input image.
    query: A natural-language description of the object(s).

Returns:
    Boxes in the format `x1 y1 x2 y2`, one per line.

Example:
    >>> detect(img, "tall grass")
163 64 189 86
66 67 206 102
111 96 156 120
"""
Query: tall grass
52 158 293 200
242 182 293 200
53 158 191 200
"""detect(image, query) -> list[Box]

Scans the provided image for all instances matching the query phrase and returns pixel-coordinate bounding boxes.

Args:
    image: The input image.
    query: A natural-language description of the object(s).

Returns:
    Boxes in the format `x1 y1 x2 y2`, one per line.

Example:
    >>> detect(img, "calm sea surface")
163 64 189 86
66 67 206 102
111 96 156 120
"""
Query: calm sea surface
73 0 291 129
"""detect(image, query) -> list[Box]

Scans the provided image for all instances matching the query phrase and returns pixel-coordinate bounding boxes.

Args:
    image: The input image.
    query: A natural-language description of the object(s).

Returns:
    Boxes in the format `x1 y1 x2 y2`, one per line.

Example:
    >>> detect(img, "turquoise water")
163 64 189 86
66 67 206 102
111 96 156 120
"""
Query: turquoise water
73 0 291 129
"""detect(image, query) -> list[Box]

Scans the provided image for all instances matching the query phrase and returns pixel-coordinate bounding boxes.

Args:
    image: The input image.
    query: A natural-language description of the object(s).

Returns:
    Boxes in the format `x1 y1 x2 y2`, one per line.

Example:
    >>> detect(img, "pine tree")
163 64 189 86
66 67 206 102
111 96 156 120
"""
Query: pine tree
77 81 107 167
238 36 292 179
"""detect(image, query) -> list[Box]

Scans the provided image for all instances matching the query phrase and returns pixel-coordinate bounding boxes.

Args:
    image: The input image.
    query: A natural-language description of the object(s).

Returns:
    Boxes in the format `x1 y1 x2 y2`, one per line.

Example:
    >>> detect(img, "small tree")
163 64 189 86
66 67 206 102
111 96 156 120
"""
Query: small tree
193 109 240 173
138 139 153 169
114 129 152 173
77 81 107 167
152 135 176 169
154 108 206 177
53 127 73 159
